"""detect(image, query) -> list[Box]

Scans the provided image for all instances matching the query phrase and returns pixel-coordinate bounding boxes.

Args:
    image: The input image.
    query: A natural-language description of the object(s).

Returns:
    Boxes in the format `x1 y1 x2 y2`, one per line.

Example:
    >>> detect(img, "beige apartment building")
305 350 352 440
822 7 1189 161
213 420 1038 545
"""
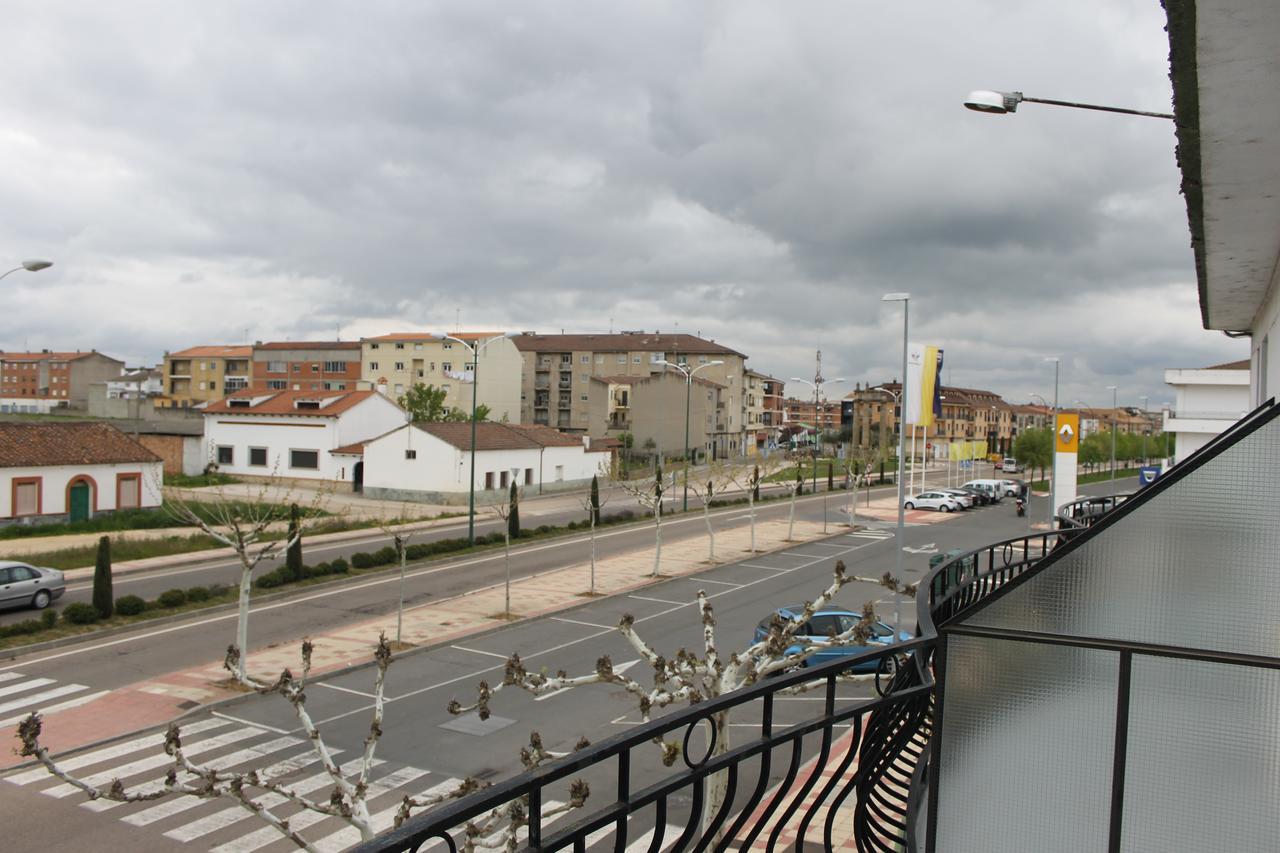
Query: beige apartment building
848 382 1017 459
743 370 784 454
359 332 522 423
586 371 724 461
160 346 252 408
512 331 750 456
0 350 126 413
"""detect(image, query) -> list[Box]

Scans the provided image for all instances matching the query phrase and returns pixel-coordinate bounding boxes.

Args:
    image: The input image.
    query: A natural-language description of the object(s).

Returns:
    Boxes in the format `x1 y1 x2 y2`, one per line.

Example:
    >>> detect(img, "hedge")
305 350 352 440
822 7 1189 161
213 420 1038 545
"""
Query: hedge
158 588 188 608
116 595 147 616
63 602 100 625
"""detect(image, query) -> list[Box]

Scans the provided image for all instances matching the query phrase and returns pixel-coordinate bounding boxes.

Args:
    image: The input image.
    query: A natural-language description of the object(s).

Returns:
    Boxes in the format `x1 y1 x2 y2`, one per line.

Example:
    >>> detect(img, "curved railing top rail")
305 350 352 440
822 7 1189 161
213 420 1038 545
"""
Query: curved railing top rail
1055 492 1133 529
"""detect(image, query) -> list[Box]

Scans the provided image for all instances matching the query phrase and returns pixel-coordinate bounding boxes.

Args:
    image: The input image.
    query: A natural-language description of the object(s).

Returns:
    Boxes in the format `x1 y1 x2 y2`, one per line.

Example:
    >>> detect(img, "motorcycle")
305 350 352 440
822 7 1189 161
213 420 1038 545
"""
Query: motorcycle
1015 498 1026 518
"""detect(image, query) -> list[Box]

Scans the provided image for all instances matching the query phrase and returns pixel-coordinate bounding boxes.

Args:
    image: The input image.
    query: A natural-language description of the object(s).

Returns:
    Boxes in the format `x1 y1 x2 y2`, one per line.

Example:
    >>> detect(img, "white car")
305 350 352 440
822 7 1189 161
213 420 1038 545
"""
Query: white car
937 488 976 508
1002 457 1020 473
999 479 1023 497
0 561 66 611
903 491 963 512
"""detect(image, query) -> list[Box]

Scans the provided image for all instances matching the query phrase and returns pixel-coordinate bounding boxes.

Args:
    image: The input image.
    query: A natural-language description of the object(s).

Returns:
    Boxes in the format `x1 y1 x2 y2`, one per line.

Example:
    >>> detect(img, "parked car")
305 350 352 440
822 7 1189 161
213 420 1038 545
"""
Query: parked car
956 485 995 506
999 479 1023 497
1002 457 1021 473
0 561 66 611
960 480 1006 503
752 607 912 671
904 491 964 512
936 488 976 508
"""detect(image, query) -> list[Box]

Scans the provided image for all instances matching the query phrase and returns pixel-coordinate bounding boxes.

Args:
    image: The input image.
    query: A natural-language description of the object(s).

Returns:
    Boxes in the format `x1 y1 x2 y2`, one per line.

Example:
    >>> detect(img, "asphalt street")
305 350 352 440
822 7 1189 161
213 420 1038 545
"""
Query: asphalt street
0 478 1135 852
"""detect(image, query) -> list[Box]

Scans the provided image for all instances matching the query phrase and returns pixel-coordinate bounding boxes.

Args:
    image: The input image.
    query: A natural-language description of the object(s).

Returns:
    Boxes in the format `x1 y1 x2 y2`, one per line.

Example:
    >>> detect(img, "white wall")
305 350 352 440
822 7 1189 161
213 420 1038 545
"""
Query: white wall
1 461 163 519
1251 268 1279 407
1163 367 1251 465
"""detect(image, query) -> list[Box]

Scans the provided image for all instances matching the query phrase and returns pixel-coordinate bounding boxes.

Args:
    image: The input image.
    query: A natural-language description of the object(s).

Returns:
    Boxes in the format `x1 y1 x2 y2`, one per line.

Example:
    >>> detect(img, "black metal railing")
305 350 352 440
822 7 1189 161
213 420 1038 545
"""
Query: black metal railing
361 524 1117 852
1055 493 1133 529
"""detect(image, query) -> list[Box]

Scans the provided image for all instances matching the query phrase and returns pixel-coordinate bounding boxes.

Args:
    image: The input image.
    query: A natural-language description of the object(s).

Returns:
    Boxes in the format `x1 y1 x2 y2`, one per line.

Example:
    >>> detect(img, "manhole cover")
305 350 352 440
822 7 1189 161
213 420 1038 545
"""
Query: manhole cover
439 713 516 736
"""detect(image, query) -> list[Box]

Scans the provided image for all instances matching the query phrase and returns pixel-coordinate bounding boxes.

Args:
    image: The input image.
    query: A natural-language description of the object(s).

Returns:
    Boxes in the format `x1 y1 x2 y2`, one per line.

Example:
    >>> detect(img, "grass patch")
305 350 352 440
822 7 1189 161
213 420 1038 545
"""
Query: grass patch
0 500 328 542
1030 468 1142 491
763 459 847 482
163 472 243 488
21 534 224 570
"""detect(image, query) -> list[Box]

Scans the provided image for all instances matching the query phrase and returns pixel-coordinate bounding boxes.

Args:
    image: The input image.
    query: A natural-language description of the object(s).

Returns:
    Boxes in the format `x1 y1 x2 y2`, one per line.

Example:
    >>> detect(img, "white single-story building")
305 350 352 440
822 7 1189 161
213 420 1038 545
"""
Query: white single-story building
1163 358 1251 465
362 422 608 503
0 422 163 525
202 389 408 487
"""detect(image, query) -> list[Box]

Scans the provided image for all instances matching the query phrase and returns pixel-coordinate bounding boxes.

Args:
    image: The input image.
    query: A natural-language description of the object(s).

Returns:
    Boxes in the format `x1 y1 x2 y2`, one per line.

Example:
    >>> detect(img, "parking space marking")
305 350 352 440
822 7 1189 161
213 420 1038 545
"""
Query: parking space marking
451 645 511 660
551 616 617 630
317 682 378 699
739 563 793 573
683 577 741 588
628 595 690 607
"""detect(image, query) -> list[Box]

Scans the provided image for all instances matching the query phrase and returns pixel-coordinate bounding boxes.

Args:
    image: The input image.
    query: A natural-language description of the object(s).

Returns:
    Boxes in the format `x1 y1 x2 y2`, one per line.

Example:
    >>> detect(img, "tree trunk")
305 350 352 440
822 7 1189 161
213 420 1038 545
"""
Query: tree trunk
704 711 732 840
703 503 714 561
589 517 597 595
236 563 252 682
747 491 756 552
653 507 662 577
788 489 797 540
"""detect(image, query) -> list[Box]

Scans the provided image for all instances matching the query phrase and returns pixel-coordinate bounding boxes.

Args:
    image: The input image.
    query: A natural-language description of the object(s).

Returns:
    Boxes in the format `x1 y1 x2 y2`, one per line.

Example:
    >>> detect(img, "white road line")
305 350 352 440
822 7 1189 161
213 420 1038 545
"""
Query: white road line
785 552 840 559
5 718 231 786
627 595 689 606
109 735 304 819
0 672 23 684
551 616 616 630
683 577 740 588
317 682 377 698
210 711 293 735
0 677 54 698
0 683 87 715
738 563 792 572
164 755 367 843
0 689 109 727
808 542 850 548
451 645 510 660
43 726 264 799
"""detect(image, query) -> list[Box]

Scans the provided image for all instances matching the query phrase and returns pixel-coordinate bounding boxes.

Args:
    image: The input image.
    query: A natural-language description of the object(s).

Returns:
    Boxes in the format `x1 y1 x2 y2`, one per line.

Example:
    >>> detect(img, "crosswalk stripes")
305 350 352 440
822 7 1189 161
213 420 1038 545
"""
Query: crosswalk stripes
847 529 894 540
0 670 108 727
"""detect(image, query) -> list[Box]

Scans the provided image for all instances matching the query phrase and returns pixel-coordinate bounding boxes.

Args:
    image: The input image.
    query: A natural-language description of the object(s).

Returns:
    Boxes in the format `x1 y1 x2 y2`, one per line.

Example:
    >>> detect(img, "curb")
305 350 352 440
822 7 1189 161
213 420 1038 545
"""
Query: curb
6 517 861 772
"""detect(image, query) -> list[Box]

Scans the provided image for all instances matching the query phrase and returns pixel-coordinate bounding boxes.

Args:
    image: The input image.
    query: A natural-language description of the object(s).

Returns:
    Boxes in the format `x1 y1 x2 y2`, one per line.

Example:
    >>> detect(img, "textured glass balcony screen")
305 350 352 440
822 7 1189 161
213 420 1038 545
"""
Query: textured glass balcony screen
963 416 1280 659
1121 656 1280 852
936 635 1116 853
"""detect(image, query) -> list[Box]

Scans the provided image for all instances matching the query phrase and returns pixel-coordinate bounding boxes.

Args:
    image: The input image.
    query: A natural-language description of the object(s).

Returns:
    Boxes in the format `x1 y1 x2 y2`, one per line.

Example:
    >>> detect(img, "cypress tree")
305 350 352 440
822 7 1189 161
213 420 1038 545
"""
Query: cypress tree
508 481 520 539
753 465 760 501
795 462 803 496
590 475 600 525
92 536 113 619
827 465 834 491
286 503 303 581
655 465 664 516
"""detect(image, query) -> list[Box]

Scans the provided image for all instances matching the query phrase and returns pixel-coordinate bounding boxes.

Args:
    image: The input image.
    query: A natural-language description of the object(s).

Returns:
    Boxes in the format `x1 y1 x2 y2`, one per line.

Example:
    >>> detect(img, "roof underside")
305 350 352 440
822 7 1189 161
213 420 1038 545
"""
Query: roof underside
1167 0 1280 331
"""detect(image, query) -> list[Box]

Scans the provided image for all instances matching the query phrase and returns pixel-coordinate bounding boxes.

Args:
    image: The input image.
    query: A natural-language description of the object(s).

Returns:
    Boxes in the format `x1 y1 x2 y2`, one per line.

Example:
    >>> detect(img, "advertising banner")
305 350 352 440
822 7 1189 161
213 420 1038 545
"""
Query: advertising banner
904 344 943 427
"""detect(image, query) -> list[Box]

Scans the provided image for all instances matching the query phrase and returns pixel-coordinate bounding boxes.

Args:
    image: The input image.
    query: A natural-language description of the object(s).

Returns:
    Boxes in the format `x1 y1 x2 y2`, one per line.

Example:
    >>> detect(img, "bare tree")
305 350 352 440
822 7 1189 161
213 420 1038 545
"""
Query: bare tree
17 635 486 850
683 462 738 562
375 505 418 646
449 560 917 836
575 468 612 596
726 457 785 553
612 465 665 577
489 484 521 618
163 472 332 685
780 455 807 541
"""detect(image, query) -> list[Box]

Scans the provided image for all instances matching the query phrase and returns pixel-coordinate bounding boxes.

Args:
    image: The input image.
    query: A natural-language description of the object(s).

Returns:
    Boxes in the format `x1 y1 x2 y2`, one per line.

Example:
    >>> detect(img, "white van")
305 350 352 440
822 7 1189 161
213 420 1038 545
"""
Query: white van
961 479 1006 502
1001 457 1020 473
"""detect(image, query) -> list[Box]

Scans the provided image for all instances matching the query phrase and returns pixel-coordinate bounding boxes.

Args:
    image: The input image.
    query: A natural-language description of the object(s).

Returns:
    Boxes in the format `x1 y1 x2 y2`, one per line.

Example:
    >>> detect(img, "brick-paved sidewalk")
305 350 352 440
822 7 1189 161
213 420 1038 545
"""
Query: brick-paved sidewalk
2 516 839 768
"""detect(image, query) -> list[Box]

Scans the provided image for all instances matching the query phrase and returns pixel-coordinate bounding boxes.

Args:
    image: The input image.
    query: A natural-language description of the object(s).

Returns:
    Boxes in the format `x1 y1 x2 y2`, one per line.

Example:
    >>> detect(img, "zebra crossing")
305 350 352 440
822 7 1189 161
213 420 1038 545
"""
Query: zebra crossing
4 715 687 852
846 528 895 541
0 670 107 728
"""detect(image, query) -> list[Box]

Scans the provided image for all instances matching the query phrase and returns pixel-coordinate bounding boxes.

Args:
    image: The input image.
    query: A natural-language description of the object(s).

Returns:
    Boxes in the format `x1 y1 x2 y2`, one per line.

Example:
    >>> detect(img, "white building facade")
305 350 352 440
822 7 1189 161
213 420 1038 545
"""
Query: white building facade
202 390 407 486
1162 360 1251 465
362 422 606 504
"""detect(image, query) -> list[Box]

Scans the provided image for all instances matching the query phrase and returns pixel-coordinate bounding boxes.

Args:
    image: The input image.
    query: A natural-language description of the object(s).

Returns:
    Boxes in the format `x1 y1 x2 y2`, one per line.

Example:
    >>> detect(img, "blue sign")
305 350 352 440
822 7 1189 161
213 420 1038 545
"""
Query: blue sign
1138 466 1162 486
959 460 973 469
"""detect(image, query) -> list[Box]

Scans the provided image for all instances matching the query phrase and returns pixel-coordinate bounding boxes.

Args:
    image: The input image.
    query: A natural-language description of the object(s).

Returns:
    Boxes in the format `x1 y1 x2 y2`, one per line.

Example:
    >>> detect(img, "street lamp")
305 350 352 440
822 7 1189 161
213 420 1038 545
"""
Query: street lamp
656 359 723 511
882 292 909 644
963 89 1174 120
1044 357 1060 526
1139 395 1150 463
0 259 53 283
1106 385 1118 482
444 333 507 545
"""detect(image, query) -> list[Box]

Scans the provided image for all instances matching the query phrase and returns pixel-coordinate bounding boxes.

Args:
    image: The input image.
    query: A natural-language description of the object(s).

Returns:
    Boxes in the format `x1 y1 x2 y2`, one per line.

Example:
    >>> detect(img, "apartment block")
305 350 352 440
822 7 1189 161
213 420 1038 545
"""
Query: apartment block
513 331 750 456
359 332 522 423
251 341 362 392
0 350 127 413
743 370 784 453
160 346 252 408
848 382 1017 459
583 371 726 461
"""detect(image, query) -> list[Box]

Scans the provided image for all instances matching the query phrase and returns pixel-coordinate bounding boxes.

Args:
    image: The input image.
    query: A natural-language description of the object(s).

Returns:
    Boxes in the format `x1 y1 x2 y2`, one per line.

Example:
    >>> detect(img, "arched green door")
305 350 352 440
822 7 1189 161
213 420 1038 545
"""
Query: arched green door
69 482 91 522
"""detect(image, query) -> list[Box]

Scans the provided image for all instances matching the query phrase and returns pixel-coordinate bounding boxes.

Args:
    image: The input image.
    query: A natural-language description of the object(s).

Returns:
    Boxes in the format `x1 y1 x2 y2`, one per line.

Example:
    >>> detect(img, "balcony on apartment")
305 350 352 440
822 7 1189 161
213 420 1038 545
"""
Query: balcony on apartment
360 395 1280 852
168 360 192 378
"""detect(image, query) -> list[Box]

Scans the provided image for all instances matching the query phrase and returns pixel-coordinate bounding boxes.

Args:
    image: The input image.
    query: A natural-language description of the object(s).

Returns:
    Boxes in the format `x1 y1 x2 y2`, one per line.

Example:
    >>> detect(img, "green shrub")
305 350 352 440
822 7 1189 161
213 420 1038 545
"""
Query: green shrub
158 588 188 608
254 567 288 589
186 586 210 602
307 561 330 577
41 609 58 629
330 558 349 574
566 520 578 530
207 583 230 599
92 535 113 620
0 618 44 637
406 543 430 560
116 595 146 616
351 551 376 569
372 546 397 565
63 602 100 624
535 525 553 535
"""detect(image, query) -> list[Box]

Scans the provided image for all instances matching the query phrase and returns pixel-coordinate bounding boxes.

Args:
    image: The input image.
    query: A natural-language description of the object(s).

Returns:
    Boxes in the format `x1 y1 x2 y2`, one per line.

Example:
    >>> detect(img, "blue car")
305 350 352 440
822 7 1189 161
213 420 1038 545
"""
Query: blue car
752 606 912 672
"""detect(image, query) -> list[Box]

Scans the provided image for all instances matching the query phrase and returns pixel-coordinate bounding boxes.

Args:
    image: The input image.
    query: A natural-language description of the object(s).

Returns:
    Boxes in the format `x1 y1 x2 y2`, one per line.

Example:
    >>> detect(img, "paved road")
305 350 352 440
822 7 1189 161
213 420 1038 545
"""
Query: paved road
0 479 1134 852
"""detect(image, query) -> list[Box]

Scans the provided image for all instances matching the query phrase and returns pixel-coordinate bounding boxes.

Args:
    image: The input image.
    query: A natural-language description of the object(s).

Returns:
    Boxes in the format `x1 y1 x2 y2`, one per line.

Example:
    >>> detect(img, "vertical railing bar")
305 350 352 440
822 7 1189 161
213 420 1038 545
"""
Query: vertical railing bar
1107 651 1133 853
612 749 631 853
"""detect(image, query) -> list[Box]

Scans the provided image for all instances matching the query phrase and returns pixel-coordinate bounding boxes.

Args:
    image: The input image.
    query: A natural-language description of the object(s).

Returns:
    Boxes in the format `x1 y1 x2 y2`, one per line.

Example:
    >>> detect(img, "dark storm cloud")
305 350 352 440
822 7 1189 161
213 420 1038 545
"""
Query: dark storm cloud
0 0 1244 407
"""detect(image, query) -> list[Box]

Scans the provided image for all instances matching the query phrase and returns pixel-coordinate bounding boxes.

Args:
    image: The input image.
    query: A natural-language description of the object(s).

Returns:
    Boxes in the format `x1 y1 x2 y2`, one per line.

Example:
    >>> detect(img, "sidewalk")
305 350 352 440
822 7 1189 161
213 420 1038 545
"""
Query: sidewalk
0 515 842 768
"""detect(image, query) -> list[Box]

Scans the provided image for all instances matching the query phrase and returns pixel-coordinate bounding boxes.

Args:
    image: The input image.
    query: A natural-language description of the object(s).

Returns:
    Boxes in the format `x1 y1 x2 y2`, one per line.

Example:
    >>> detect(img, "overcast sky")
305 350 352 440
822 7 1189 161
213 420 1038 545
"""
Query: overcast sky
0 1 1245 409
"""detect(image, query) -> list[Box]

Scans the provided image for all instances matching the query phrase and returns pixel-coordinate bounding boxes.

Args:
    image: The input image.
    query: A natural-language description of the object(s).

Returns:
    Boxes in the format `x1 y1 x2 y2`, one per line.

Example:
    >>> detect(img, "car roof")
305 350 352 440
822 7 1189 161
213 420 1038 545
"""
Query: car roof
776 606 858 619
0 560 33 569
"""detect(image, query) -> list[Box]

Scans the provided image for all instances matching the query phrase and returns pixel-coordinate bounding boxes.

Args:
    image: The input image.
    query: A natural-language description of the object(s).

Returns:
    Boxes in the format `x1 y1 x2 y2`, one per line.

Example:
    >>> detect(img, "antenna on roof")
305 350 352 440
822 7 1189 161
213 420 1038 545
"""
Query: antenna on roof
609 317 613 334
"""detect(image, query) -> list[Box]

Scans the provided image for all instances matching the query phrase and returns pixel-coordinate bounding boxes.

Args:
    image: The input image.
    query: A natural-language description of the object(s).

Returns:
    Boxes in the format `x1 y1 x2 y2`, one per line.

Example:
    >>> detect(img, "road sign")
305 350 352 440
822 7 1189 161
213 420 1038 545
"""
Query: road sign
926 442 933 450
1055 413 1080 453
959 460 972 469
1139 466 1162 486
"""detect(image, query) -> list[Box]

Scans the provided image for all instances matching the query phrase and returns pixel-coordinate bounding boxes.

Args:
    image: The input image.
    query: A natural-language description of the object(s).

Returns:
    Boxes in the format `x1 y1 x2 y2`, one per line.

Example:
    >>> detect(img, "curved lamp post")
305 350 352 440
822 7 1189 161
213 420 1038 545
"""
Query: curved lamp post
0 259 53 283
963 89 1173 120
444 333 507 545
1106 384 1118 482
656 359 723 511
1044 357 1060 526
882 292 910 644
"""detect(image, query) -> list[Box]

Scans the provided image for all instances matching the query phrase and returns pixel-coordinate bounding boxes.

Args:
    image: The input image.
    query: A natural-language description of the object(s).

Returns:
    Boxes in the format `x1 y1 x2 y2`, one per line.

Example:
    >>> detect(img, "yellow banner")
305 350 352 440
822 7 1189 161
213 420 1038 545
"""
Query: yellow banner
948 440 987 461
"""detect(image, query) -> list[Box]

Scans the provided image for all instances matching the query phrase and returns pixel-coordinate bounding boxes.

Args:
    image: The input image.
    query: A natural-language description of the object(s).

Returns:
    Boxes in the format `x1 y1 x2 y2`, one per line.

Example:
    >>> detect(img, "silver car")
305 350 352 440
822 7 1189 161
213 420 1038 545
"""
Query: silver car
937 488 977 508
903 491 963 512
0 561 66 611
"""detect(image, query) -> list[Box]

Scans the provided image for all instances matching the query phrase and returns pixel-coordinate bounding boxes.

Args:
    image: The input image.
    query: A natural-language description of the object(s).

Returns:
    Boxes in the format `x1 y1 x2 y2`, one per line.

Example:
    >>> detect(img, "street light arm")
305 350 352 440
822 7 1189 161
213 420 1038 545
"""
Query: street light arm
1021 95 1174 120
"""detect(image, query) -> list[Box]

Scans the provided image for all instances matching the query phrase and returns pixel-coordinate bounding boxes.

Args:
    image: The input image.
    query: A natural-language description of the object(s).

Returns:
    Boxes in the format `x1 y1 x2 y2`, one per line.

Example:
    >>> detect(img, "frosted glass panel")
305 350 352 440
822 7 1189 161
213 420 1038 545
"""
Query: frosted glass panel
936 635 1117 853
965 416 1280 660
1121 656 1280 852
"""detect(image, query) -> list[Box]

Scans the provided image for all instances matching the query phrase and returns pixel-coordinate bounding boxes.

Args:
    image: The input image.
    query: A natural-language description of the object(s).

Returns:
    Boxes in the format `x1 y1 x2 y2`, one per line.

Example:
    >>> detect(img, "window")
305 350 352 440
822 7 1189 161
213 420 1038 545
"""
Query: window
560 354 571 364
617 355 626 364
698 356 708 364
217 446 234 464
267 380 287 390
595 355 604 364
207 361 218 371
311 364 320 373
394 384 404 395
323 361 344 373
370 343 380 349
485 472 495 489
443 342 454 349
290 449 319 470
632 355 641 364
395 342 405 349
500 471 510 488
405 449 417 460
395 362 405 370
580 355 590 363
249 447 268 467
370 361 379 370
580 393 588 401
117 474 141 509
442 362 452 372
12 478 40 516
525 468 533 485
197 381 207 391
310 383 320 390
323 382 346 391
292 364 302 372
554 465 564 482
414 343 423 350
580 374 589 383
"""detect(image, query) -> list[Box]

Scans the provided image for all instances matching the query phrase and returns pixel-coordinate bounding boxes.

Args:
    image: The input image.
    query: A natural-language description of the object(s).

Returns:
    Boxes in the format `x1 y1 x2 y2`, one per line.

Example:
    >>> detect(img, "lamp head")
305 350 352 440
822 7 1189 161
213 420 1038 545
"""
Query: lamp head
964 90 1022 114
881 292 910 302
21 259 52 272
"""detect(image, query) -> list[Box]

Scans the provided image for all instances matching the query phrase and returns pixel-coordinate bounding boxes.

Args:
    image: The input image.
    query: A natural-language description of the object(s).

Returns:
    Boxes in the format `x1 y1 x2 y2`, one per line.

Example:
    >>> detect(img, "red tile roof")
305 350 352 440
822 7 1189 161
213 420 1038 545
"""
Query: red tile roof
414 422 583 451
331 442 366 455
362 332 507 343
168 345 253 358
0 422 161 468
204 389 394 418
0 351 98 362
254 341 361 351
1203 359 1250 370
512 332 744 358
